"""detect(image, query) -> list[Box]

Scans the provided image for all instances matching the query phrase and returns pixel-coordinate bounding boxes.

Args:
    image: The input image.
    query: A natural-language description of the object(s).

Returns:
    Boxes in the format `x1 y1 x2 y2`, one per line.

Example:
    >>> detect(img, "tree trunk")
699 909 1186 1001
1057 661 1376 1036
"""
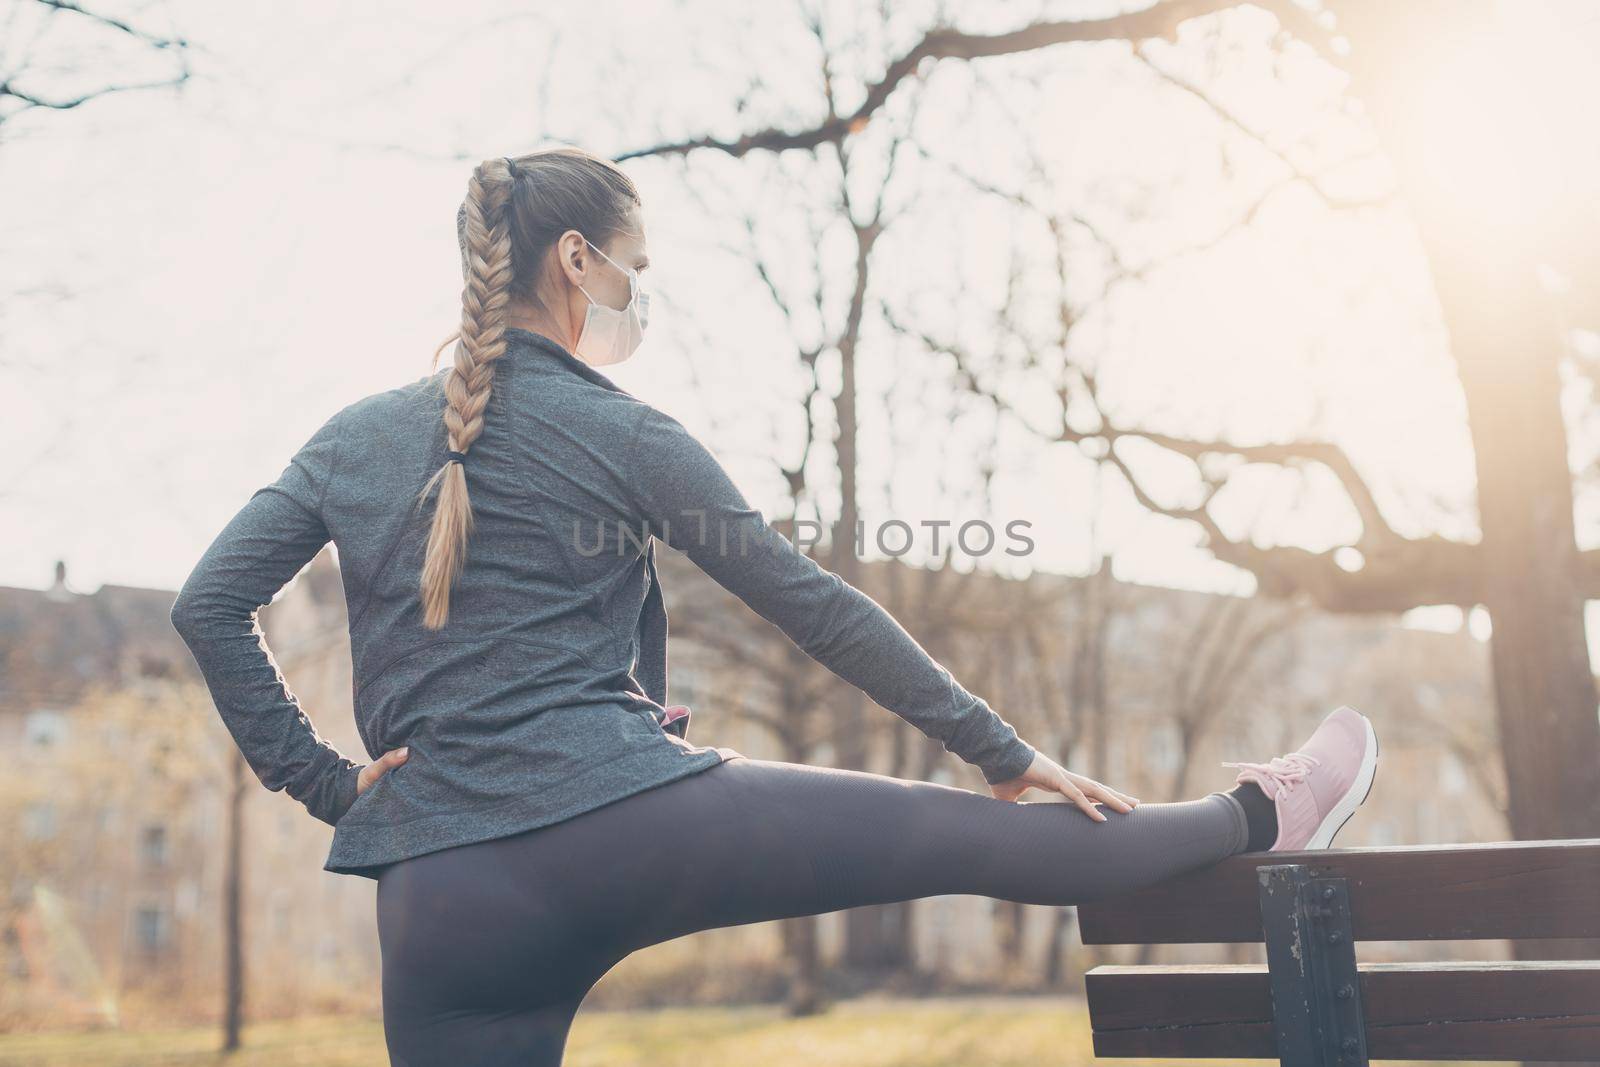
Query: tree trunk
221 752 245 1052
774 685 829 1016
1335 0 1600 844
780 907 827 1016
1333 9 1600 1067
1043 906 1074 989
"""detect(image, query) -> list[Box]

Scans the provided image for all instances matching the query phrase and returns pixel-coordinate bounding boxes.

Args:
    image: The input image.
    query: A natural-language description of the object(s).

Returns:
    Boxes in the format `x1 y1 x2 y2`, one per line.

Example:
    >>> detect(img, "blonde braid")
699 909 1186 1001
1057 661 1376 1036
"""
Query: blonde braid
417 157 517 630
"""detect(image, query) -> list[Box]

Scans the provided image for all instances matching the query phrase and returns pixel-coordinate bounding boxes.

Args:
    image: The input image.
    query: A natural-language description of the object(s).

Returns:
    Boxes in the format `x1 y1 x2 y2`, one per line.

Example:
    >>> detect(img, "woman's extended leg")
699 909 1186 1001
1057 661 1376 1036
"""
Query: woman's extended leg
598 755 1250 953
374 755 1250 1066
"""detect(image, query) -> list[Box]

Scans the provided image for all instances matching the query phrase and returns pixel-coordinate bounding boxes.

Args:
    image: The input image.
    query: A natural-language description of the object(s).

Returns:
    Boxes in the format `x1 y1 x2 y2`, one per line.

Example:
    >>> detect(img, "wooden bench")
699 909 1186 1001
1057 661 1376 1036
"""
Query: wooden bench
1077 840 1600 1064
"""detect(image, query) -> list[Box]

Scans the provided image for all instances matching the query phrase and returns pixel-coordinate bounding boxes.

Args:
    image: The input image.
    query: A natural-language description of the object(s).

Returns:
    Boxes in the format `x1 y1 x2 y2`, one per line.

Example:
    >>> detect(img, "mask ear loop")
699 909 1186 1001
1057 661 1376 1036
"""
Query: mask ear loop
585 237 638 287
580 237 643 316
601 243 644 323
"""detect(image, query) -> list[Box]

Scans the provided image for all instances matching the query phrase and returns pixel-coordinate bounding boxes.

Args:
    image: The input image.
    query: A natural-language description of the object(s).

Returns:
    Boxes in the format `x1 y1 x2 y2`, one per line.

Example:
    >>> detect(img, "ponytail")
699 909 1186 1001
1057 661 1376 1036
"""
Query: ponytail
415 156 516 630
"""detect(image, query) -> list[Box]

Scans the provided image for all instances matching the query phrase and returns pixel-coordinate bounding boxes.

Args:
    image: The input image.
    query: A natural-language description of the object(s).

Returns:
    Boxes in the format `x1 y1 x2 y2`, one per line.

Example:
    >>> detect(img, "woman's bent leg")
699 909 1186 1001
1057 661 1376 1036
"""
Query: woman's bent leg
375 834 625 1067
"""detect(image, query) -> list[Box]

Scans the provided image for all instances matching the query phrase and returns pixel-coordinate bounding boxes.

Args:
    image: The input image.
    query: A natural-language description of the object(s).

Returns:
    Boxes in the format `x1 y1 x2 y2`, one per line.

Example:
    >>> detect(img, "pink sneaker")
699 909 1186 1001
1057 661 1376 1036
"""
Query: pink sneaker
1222 705 1379 851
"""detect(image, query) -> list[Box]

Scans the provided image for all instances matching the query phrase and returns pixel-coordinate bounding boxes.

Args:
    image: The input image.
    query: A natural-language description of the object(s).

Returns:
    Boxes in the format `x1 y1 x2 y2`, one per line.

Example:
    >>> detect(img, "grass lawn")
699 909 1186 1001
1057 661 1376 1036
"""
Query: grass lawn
0 995 1507 1067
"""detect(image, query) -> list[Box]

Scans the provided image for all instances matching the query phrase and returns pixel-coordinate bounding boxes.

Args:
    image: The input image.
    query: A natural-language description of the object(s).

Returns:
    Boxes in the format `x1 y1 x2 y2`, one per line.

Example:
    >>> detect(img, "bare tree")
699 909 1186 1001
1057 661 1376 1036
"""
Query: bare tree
1 0 191 128
628 0 1600 846
619 7 1600 1042
647 3 941 994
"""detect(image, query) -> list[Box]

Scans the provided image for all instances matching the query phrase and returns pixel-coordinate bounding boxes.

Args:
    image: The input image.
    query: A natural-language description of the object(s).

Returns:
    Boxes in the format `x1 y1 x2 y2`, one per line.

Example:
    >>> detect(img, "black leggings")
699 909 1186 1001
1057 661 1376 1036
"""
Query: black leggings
374 754 1250 1066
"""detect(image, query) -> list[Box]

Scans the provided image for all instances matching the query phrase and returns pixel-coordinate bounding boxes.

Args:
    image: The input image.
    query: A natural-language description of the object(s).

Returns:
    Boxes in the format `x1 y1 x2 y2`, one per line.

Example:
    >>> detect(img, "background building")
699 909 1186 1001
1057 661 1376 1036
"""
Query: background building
0 549 1515 1026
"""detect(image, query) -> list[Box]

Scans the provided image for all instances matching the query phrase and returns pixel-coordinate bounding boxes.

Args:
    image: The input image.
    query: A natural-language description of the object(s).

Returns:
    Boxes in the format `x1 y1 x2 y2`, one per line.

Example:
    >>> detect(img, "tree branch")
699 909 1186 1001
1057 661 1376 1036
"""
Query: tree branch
617 0 1306 161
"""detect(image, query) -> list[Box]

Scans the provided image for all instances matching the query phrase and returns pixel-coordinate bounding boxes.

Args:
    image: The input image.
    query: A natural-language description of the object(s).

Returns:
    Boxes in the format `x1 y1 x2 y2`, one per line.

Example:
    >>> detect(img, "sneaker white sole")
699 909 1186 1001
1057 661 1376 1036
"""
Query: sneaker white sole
1303 708 1380 850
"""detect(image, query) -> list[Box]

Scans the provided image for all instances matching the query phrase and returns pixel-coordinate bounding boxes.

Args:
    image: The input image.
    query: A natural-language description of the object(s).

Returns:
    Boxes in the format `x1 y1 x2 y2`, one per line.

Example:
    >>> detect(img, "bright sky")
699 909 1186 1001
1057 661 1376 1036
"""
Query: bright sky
3 0 1598 659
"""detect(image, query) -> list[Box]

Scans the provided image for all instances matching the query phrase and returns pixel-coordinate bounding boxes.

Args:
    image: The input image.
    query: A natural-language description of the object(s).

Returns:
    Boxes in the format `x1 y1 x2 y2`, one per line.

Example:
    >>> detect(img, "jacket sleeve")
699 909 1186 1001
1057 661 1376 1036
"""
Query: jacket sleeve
623 403 1037 786
169 411 363 826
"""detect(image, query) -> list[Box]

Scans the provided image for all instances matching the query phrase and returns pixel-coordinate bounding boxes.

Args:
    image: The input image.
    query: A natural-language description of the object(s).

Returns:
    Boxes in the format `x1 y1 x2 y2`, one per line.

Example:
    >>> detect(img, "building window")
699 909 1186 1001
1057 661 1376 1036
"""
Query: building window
175 880 200 918
1105 736 1126 781
4 926 28 979
1416 799 1437 842
24 709 68 749
140 825 169 868
22 802 58 841
133 905 171 954
674 665 703 705
1147 723 1182 775
138 654 173 679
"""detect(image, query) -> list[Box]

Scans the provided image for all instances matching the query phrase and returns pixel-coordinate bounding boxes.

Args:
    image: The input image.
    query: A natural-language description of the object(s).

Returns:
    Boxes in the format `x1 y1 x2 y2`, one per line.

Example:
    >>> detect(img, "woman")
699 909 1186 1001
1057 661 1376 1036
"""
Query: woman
170 146 1380 1066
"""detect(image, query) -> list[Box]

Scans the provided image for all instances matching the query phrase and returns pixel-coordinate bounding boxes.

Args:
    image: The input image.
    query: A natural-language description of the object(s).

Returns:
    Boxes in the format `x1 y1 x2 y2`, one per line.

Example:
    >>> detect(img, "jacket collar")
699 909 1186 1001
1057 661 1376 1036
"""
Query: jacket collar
503 326 635 397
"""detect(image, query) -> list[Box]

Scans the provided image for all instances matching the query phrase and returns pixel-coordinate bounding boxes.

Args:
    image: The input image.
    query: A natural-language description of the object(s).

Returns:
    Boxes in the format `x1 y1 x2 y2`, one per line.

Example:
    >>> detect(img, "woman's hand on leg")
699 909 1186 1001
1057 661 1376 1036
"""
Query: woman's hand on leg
989 750 1140 821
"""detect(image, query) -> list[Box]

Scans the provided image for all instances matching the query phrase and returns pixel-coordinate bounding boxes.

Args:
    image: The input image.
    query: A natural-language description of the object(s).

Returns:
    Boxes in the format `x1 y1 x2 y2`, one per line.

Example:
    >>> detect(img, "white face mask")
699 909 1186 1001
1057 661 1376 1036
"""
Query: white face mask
574 237 650 367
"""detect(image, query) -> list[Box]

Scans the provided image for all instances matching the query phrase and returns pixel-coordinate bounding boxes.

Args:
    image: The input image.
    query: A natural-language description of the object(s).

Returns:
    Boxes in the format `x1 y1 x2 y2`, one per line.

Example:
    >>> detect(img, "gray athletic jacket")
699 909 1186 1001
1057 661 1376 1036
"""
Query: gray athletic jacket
169 327 1037 879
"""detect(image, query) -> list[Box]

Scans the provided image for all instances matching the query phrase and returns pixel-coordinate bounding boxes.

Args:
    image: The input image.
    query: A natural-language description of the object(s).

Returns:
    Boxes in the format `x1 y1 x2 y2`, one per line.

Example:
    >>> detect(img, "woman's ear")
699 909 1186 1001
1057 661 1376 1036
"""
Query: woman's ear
555 229 586 286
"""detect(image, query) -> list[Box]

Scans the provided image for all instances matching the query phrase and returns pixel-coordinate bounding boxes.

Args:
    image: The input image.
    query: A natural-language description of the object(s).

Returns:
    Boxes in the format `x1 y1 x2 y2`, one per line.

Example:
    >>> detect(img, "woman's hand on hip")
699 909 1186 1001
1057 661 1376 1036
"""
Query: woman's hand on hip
989 749 1139 821
356 746 410 798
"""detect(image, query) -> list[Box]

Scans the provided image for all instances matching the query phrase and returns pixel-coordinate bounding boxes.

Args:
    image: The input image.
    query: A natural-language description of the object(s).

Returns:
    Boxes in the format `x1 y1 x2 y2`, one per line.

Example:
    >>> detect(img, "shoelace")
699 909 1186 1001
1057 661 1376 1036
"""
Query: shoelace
1220 751 1322 801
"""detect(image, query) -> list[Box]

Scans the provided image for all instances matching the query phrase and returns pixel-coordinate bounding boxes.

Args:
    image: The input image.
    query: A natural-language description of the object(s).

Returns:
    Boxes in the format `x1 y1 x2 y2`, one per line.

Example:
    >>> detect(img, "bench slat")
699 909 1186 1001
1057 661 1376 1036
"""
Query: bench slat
1085 961 1600 1061
1077 839 1600 945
